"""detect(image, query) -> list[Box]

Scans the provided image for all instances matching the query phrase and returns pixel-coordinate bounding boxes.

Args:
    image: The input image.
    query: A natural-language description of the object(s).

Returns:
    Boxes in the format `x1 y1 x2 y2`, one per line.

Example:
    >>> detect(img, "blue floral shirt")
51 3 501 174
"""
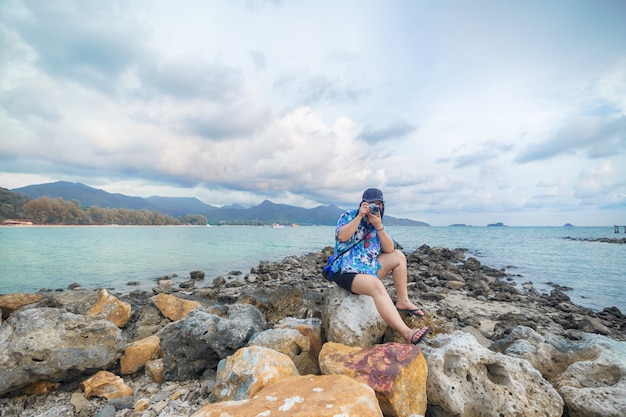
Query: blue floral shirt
331 209 382 276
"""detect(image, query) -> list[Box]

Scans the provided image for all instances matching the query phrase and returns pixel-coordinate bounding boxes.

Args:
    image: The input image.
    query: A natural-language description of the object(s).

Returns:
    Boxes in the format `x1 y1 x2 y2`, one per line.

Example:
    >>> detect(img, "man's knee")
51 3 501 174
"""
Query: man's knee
371 278 387 296
393 249 407 266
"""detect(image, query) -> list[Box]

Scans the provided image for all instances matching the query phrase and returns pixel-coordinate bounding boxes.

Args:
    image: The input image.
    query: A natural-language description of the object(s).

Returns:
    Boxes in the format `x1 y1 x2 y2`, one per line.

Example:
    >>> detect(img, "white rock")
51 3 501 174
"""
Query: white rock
422 331 563 417
322 287 387 348
496 327 626 417
249 328 319 375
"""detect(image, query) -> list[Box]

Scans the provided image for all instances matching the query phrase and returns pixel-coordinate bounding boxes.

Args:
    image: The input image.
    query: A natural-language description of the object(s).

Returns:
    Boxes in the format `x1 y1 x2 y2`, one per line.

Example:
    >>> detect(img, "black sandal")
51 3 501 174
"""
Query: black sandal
396 307 425 316
410 327 429 344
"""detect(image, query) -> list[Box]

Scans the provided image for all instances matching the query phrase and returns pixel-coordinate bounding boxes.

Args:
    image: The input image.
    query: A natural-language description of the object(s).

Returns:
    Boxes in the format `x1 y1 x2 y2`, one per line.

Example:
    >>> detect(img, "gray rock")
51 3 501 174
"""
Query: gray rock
0 307 125 395
576 316 612 335
123 302 171 342
179 279 196 289
31 404 75 417
160 303 266 380
190 270 205 280
94 404 116 417
28 288 99 314
109 396 135 410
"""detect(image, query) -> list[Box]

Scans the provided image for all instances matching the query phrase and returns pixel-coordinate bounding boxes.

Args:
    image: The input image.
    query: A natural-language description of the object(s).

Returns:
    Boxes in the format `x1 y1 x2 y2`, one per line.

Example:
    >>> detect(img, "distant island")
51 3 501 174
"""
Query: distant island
563 223 574 227
487 222 506 227
449 224 469 227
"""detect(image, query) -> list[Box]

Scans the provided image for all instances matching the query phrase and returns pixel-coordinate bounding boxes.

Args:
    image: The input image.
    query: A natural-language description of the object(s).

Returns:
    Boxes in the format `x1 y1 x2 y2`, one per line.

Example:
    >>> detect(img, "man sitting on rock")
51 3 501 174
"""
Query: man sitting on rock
325 188 429 344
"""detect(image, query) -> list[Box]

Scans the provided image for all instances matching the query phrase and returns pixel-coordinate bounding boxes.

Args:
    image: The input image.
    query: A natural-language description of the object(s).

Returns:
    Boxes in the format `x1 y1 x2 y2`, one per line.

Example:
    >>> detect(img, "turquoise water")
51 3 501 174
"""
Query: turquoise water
0 225 624 312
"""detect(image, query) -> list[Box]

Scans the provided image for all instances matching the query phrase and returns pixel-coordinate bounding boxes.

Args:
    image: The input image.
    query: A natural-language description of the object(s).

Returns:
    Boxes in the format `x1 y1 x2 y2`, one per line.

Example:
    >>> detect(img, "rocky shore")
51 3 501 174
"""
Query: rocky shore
1 244 625 417
563 236 626 244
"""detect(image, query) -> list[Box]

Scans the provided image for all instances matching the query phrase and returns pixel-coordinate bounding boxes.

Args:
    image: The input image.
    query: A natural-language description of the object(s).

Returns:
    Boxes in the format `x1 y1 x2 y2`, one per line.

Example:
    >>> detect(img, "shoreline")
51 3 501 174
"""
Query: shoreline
4 241 625 315
6 245 625 341
1 244 624 416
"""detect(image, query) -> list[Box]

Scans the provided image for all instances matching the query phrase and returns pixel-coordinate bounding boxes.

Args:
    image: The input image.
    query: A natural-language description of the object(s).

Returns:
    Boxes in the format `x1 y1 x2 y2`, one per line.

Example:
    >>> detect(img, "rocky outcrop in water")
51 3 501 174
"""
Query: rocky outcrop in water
563 236 626 244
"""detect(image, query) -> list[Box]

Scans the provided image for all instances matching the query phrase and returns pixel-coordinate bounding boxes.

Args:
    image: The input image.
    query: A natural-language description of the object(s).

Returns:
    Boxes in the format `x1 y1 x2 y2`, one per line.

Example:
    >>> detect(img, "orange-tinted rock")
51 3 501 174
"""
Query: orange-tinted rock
145 359 165 384
213 346 299 401
134 398 150 412
22 380 58 395
0 293 43 319
120 335 161 375
319 341 428 417
80 370 134 400
86 289 131 327
151 293 202 321
192 374 383 417
277 317 323 363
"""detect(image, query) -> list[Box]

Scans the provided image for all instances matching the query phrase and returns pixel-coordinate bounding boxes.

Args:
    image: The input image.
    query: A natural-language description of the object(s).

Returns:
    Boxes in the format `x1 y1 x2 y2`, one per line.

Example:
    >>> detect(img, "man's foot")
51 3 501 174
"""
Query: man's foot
396 307 425 316
395 300 425 316
410 327 429 344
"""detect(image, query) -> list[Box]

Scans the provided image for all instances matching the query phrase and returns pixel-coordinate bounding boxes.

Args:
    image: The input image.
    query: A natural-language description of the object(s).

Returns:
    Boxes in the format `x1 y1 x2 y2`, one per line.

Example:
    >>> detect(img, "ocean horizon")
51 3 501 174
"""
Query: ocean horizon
1 225 624 312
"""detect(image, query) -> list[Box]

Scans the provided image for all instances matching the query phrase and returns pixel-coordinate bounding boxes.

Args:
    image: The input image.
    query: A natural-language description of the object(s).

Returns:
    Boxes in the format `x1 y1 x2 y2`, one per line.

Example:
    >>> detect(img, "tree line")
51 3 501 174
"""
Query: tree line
1 192 207 226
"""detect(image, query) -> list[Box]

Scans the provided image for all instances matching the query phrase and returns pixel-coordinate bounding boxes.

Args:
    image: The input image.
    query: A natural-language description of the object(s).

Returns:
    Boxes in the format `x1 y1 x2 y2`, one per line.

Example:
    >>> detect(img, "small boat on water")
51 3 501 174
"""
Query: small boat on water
272 223 284 228
291 223 297 228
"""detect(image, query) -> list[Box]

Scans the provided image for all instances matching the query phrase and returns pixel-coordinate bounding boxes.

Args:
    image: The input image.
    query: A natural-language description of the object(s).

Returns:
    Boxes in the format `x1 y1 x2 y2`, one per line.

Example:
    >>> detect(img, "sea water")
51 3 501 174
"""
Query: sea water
0 225 624 312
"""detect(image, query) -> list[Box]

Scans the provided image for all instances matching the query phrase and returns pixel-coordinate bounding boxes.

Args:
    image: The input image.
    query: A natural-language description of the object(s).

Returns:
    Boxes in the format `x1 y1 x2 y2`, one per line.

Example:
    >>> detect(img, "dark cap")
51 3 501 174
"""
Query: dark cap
362 188 384 202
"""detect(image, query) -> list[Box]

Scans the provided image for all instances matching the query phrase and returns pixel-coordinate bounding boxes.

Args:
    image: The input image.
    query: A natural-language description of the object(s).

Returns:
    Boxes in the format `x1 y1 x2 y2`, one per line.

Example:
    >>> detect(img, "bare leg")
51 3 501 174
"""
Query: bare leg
378 250 423 314
351 273 426 343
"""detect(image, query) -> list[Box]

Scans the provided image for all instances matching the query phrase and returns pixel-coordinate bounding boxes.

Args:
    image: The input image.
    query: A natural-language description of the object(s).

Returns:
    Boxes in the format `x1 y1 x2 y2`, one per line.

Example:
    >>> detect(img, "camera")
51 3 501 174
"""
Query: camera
369 203 380 215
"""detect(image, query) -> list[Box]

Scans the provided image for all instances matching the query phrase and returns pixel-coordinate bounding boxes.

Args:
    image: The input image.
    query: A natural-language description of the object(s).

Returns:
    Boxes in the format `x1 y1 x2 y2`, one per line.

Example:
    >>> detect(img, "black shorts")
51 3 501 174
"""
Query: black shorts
330 271 357 294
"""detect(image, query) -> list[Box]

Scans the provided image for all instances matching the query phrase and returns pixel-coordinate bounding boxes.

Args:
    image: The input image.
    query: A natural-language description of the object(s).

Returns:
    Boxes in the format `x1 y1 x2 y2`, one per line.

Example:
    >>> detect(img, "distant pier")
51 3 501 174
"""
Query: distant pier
615 225 626 233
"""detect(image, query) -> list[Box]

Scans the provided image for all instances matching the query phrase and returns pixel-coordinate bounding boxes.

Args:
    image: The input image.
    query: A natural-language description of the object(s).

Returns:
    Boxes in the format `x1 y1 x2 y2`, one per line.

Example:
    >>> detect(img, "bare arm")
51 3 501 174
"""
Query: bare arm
337 203 367 242
376 224 394 253
337 202 394 252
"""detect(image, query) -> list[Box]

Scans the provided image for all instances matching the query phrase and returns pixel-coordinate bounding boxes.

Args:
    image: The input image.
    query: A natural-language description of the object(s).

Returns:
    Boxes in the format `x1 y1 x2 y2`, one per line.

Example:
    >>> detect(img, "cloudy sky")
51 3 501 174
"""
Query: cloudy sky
1 0 625 226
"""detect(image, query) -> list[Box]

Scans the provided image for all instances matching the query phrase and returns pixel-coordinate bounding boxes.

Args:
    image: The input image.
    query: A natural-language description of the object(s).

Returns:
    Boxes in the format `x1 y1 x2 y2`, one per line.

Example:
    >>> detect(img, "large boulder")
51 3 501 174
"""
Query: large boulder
213 346 299 401
319 341 428 417
422 331 563 417
493 326 626 417
192 374 383 417
323 287 387 347
0 307 125 395
160 304 266 380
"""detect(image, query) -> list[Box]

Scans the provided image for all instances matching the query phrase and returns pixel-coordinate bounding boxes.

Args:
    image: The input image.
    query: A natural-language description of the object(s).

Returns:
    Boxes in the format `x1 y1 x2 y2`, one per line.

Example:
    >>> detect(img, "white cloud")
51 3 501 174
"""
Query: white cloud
574 161 619 200
1 0 626 225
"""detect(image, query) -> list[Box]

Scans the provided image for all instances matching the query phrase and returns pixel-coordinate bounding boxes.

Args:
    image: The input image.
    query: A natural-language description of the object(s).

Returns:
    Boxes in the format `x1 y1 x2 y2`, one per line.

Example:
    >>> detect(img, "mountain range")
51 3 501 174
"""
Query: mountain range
11 181 429 226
